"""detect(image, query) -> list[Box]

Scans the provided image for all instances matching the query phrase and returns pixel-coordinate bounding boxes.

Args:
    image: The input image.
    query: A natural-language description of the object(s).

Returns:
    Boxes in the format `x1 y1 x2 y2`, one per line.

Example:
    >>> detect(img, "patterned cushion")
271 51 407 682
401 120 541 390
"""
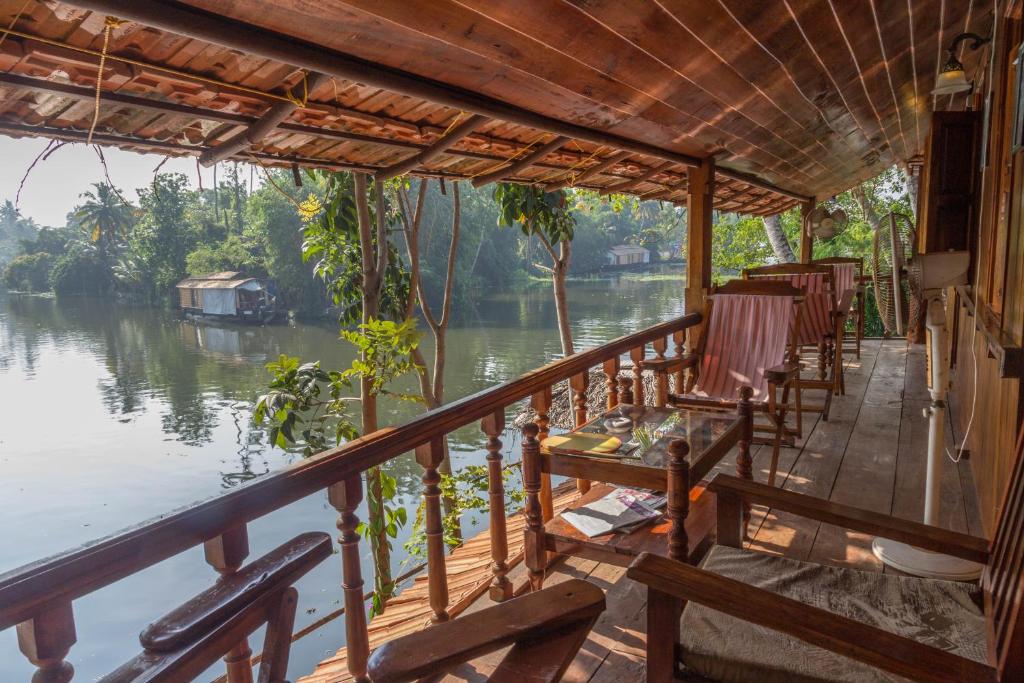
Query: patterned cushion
678 545 987 682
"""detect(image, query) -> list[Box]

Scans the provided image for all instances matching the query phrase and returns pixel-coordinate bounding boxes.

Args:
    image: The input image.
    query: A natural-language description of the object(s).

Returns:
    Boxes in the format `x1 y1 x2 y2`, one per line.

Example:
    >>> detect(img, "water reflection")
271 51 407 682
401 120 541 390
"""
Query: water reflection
0 268 685 681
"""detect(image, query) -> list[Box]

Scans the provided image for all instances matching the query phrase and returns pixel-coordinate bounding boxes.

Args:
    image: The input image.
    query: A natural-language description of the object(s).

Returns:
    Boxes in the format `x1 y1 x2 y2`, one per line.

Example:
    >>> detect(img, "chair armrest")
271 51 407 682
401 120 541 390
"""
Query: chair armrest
140 532 332 651
764 362 799 384
642 353 699 372
367 579 604 682
708 474 989 563
627 553 995 683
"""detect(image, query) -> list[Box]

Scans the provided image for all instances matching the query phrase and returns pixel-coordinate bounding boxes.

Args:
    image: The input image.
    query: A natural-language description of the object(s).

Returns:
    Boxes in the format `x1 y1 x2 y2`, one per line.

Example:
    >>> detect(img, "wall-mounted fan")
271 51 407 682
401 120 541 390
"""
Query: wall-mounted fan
806 205 849 240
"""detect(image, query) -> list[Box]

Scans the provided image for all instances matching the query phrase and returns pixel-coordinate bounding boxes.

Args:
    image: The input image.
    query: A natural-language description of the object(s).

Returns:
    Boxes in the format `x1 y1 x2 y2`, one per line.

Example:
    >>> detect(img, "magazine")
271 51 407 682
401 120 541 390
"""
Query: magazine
560 487 667 538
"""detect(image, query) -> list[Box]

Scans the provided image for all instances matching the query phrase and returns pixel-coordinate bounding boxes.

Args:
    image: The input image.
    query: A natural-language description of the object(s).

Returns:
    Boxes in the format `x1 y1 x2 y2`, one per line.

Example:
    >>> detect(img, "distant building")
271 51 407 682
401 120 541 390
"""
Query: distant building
175 271 278 323
605 244 651 266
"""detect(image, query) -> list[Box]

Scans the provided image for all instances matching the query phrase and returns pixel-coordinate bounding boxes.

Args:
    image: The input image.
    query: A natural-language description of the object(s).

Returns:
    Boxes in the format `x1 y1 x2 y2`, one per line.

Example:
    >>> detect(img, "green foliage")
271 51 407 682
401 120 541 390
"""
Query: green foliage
74 182 133 248
49 246 114 296
712 214 776 279
340 318 423 399
185 233 265 277
2 252 53 292
405 463 525 559
301 171 410 325
130 174 197 300
493 183 575 244
360 469 407 615
0 200 39 268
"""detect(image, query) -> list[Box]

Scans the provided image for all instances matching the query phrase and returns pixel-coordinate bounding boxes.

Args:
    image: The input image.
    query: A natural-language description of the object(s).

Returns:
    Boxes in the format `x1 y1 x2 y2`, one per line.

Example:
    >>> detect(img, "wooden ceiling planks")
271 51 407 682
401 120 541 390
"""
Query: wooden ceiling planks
0 0 993 214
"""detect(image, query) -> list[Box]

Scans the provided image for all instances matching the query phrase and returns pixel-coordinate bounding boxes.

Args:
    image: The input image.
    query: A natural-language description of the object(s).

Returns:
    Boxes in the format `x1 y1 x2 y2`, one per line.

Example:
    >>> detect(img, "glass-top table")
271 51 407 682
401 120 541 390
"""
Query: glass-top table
540 403 749 492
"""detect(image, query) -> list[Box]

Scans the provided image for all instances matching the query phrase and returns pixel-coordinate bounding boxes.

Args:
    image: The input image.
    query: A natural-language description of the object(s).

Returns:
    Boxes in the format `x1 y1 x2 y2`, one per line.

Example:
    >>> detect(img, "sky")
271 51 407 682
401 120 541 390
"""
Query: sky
0 136 258 227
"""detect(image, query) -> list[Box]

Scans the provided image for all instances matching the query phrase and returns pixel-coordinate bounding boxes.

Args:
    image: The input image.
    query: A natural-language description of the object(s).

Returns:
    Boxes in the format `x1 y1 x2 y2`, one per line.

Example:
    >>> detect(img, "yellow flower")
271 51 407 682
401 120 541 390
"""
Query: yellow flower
297 193 323 222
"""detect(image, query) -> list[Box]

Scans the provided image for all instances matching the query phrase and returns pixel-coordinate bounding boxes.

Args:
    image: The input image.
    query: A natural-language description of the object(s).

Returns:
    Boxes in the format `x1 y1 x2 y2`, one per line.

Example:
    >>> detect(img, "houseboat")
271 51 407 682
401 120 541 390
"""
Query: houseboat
175 272 279 324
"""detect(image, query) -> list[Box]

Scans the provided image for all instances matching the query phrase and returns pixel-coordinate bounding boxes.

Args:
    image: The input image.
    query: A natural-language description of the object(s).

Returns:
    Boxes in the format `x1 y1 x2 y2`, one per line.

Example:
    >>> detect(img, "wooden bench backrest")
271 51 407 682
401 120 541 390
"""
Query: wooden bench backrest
743 265 835 346
983 426 1024 678
694 280 802 401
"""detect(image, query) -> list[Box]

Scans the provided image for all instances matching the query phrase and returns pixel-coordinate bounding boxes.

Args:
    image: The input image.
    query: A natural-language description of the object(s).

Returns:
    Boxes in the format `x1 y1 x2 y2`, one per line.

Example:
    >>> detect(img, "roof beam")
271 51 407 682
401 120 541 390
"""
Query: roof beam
471 135 568 188
716 167 811 202
64 0 708 170
599 160 675 196
375 113 490 181
544 150 632 192
198 71 330 166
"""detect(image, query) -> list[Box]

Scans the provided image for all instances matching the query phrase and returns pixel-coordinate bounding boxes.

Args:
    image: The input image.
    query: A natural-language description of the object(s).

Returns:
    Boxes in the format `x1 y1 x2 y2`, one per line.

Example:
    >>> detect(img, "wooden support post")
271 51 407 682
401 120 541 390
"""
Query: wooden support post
649 438 689 683
799 198 816 263
376 114 490 181
17 601 76 683
328 476 370 683
415 437 450 622
531 388 555 522
570 372 591 494
521 423 546 592
652 337 669 407
481 410 513 602
603 356 620 411
619 372 635 406
205 525 253 683
737 387 755 531
686 157 714 318
630 346 646 406
471 135 568 187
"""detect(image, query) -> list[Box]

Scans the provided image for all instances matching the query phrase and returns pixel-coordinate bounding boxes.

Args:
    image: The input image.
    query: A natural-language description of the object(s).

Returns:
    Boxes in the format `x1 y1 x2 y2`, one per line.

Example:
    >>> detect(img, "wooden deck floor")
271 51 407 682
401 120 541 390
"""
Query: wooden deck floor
304 339 984 682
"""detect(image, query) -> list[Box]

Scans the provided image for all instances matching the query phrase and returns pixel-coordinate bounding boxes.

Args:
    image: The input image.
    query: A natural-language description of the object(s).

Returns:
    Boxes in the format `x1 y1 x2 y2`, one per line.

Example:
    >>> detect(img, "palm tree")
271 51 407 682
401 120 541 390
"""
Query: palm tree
74 183 134 255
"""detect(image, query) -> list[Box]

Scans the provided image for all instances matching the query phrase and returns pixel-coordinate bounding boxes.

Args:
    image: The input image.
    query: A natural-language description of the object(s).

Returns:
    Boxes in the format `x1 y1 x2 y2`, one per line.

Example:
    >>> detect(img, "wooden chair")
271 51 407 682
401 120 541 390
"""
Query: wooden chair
743 264 848 424
366 579 605 682
626 427 1024 683
664 279 803 486
102 532 332 682
813 256 865 359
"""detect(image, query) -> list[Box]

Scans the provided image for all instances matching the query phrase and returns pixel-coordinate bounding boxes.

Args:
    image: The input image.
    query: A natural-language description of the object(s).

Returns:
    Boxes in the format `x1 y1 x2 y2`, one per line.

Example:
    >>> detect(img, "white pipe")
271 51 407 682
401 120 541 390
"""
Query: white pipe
923 296 949 527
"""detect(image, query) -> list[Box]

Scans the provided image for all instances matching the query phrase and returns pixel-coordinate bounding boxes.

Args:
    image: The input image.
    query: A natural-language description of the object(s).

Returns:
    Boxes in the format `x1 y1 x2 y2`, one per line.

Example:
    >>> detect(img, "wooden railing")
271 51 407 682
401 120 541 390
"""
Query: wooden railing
0 312 700 682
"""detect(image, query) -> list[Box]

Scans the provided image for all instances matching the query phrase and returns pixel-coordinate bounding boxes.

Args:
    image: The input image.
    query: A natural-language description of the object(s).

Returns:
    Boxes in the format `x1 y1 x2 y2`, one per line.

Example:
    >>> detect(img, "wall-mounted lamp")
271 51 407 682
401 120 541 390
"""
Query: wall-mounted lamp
933 32 991 96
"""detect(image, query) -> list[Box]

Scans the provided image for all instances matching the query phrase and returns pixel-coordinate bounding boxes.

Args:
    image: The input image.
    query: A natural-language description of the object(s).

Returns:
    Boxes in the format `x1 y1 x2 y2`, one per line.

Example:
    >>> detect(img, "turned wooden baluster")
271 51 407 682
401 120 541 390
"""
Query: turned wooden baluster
651 337 668 408
672 329 687 393
629 346 646 405
17 602 76 683
649 438 690 682
603 357 620 410
205 525 253 683
736 386 755 531
530 388 555 522
570 371 591 494
618 372 635 406
329 476 370 683
521 422 546 591
481 410 513 601
416 437 450 622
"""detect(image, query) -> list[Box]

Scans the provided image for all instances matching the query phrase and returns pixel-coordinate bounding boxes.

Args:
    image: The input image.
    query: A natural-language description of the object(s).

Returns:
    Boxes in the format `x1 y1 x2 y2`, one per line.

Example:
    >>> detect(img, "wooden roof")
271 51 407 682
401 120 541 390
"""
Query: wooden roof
0 1 992 215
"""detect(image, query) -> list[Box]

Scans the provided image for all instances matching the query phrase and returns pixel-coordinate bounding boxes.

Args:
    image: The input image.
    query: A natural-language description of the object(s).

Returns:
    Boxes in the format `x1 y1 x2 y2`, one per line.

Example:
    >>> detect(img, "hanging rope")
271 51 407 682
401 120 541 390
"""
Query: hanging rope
466 132 550 179
86 16 125 145
535 141 604 185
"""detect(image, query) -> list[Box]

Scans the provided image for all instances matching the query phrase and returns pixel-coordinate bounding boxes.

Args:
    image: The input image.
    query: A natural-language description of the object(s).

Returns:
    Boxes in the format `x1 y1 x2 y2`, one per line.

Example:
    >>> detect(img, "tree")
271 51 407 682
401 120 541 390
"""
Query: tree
2 252 52 292
0 200 39 268
493 184 576 355
130 174 197 301
762 214 797 262
74 182 133 252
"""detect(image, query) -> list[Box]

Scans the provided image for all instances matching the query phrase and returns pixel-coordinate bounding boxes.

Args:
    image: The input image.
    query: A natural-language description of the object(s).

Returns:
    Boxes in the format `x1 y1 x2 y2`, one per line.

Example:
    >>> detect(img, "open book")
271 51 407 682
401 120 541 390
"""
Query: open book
560 488 667 538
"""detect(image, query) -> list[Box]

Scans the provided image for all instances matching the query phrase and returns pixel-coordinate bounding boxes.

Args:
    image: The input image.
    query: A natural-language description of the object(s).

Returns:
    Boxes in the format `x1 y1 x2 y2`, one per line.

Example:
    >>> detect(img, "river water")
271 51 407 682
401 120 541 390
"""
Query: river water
0 268 685 681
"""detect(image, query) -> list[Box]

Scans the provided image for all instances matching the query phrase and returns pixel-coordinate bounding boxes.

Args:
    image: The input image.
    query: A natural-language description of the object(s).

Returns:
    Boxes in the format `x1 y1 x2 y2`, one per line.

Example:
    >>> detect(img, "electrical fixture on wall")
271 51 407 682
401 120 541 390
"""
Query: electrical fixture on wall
932 32 991 96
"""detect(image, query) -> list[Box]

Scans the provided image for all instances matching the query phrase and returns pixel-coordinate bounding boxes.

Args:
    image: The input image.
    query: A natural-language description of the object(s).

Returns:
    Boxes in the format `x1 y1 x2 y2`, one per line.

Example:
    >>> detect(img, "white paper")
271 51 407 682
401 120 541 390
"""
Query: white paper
561 488 665 538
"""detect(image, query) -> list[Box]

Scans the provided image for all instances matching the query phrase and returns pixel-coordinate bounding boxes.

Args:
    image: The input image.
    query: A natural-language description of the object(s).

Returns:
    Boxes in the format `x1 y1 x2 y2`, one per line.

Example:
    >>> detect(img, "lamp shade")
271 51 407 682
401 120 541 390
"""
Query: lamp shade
933 53 972 95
